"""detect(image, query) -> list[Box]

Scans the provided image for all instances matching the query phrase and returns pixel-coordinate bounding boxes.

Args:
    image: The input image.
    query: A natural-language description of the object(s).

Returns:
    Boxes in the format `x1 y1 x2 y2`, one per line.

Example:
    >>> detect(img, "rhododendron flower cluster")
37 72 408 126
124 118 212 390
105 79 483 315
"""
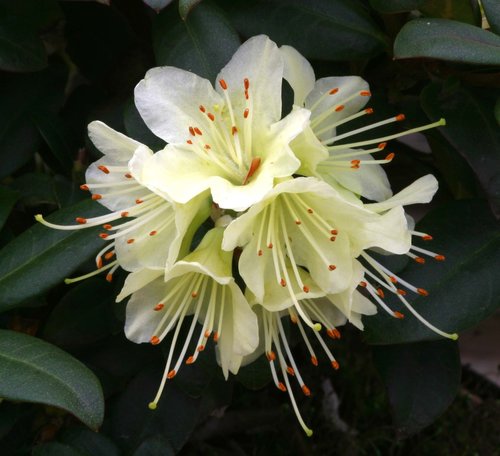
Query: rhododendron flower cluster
37 35 455 436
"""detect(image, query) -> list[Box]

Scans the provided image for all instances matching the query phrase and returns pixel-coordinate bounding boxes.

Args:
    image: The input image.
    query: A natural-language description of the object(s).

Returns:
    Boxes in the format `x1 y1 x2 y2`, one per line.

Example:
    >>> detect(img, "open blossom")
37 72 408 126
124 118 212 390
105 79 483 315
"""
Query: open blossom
132 35 310 211
35 34 456 435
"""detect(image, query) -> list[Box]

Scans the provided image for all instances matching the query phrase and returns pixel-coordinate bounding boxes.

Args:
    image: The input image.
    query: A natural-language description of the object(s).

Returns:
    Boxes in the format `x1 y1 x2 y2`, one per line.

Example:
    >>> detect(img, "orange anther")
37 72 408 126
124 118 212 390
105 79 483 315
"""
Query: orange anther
328 328 341 339
207 113 215 121
80 184 89 191
415 256 425 264
99 233 109 239
231 126 238 135
278 382 287 392
328 264 336 271
257 249 263 256
97 257 103 269
303 285 310 293
329 88 339 95
121 211 129 217
365 107 374 114
393 311 405 319
127 239 135 244
389 276 398 283
267 243 273 249
267 351 276 361
378 142 387 149
167 369 176 379
135 199 143 204
194 127 202 135
103 224 112 230
360 90 371 96
244 90 249 100
98 165 109 174
280 278 287 287
417 288 429 296
286 366 295 376
149 230 157 236
311 356 318 366
219 79 227 90
302 385 311 396
331 360 340 370
154 303 164 311
204 144 211 150
189 126 195 136
435 255 446 261
186 139 193 145
377 288 385 298
104 251 115 260
244 78 250 90
244 108 249 118
92 194 102 200
124 173 132 179
197 345 205 352
359 281 367 287
290 315 298 324
422 235 433 241
330 229 338 235
396 113 406 121
307 208 313 214
385 153 395 161
150 336 161 345
186 356 195 365
335 105 345 112
204 330 211 338
330 236 336 241
294 219 302 225
243 157 261 185
213 332 219 342
191 291 198 298
199 105 206 113
397 289 406 296
76 217 87 224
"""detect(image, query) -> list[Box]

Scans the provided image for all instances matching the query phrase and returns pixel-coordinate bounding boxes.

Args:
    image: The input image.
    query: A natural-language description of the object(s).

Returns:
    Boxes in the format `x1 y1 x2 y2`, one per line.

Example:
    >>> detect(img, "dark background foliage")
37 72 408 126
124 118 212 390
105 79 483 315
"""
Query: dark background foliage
0 0 499 454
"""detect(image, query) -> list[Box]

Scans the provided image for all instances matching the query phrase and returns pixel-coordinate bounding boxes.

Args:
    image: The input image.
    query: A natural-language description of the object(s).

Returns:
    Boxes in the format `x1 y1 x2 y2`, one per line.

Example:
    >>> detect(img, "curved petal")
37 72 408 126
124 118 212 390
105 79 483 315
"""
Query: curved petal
289 125 329 176
306 76 370 142
88 121 143 160
280 45 315 106
216 35 283 128
134 66 223 144
116 268 163 302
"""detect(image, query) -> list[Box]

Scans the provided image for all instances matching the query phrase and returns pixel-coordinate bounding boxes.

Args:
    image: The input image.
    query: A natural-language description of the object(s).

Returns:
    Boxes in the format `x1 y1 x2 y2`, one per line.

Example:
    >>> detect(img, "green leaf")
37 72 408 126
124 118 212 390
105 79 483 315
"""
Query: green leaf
482 0 500 35
495 97 500 126
33 442 85 456
225 0 387 61
369 0 424 13
394 18 500 65
153 1 240 82
0 22 47 72
32 111 76 173
0 199 107 311
373 340 461 436
132 435 175 456
236 354 272 390
421 81 500 216
364 200 500 344
419 0 479 25
0 186 19 231
43 279 119 350
59 427 120 456
0 330 104 430
179 0 203 20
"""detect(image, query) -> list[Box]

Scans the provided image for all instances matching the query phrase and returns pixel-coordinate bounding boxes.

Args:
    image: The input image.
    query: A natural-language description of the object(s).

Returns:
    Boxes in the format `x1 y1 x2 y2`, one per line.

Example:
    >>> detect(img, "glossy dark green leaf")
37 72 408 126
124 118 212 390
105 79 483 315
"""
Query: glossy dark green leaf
0 186 19 231
394 19 500 65
373 340 461 436
132 435 175 456
369 0 424 13
226 0 387 61
43 279 119 350
495 97 500 125
32 111 76 173
59 427 120 456
420 0 479 25
236 354 272 390
0 22 47 72
153 1 240 82
421 81 500 216
0 199 107 311
33 442 85 456
179 0 203 20
364 200 500 344
0 68 66 179
482 0 500 34
0 0 63 30
0 330 104 430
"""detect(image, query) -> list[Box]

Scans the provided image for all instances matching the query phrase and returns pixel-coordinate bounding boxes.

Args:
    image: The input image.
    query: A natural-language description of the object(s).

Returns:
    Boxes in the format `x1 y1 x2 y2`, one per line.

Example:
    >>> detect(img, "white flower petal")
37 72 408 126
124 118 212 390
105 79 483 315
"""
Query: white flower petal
88 121 142 160
134 66 223 144
280 45 315 106
116 268 163 303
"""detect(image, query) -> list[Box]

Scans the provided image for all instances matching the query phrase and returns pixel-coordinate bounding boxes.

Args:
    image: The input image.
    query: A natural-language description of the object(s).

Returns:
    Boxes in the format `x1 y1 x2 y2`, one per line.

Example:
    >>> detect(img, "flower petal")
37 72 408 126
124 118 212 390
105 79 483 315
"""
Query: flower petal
216 35 284 128
280 45 315 106
116 268 163 302
88 121 143 160
134 66 223 144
